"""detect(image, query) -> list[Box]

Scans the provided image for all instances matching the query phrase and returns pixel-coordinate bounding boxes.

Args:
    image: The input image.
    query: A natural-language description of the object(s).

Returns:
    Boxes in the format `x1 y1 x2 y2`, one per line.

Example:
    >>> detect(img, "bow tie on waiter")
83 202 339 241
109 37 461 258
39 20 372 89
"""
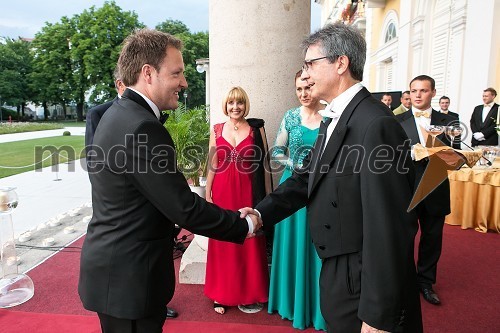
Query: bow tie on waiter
414 110 431 118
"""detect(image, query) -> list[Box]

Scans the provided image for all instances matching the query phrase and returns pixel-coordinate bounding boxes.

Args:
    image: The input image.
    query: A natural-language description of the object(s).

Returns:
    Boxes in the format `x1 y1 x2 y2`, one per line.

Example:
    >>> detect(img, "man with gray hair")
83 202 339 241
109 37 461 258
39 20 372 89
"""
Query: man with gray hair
245 23 422 332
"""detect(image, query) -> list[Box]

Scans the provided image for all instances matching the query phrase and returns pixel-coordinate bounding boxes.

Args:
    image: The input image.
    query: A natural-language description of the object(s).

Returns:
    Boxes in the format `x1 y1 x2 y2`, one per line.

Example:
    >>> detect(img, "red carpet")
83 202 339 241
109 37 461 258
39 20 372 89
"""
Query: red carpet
4 225 499 332
0 310 314 333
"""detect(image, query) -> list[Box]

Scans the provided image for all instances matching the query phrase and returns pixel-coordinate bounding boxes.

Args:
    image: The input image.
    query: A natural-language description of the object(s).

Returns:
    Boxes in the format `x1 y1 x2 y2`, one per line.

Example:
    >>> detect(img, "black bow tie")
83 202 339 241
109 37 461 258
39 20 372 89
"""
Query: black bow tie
159 112 169 125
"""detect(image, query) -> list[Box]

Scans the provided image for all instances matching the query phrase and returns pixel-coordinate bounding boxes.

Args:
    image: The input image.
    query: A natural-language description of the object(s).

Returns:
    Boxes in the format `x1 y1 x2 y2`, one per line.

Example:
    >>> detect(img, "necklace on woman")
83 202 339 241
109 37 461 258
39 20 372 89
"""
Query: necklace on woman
232 121 242 131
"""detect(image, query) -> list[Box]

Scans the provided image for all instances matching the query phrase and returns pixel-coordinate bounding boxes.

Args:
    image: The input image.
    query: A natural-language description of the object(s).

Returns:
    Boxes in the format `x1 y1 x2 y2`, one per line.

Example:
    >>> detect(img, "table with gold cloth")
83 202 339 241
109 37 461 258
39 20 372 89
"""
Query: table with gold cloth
445 158 500 233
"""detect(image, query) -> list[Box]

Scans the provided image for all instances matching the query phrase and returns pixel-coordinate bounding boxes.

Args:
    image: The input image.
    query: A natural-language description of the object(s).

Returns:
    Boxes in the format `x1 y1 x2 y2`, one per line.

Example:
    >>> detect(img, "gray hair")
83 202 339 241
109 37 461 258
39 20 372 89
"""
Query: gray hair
301 22 366 81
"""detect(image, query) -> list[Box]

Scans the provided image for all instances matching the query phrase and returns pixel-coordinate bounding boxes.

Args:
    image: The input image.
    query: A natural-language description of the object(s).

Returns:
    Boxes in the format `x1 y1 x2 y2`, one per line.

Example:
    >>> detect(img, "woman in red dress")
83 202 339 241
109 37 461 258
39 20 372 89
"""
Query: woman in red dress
204 86 272 314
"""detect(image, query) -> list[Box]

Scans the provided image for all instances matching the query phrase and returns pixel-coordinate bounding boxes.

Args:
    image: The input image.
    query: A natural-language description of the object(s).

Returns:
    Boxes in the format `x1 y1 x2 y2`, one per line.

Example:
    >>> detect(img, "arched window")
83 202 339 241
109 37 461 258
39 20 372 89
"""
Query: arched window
384 22 397 43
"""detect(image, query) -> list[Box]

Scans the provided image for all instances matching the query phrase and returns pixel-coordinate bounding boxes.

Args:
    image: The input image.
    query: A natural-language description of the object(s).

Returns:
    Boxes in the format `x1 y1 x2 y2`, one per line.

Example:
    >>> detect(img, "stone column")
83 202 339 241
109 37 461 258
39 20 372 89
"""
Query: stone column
179 0 311 284
208 0 311 138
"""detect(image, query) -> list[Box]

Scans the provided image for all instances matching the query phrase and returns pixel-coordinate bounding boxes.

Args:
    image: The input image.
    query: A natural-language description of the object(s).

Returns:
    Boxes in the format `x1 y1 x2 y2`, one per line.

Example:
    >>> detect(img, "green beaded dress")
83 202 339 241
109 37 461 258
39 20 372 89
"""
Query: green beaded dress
268 107 326 331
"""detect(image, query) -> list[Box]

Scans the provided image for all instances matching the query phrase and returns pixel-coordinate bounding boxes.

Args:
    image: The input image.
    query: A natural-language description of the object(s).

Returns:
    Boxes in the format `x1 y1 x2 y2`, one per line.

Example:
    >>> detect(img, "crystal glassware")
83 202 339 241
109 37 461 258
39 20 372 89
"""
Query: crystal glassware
445 125 463 146
0 187 35 308
425 125 444 147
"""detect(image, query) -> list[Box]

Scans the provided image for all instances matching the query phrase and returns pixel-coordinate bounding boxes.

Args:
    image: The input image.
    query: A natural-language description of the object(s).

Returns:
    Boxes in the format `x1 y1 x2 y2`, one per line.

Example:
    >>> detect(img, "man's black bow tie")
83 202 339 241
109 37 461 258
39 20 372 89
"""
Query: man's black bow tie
159 112 169 125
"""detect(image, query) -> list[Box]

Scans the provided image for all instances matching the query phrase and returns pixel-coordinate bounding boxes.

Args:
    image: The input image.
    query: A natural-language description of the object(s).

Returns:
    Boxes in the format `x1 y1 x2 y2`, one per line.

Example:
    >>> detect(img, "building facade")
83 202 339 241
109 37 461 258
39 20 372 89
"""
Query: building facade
316 0 500 144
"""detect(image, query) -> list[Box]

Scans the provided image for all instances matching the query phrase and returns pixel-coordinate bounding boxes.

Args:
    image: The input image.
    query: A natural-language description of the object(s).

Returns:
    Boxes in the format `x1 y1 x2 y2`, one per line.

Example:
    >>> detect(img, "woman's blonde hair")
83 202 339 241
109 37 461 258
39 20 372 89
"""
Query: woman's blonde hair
222 86 250 117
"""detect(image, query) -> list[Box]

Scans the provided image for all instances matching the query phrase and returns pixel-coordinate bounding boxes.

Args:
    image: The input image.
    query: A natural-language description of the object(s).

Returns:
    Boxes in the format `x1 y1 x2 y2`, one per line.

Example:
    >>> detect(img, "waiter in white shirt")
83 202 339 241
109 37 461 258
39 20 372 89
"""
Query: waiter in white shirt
395 75 457 307
470 87 499 146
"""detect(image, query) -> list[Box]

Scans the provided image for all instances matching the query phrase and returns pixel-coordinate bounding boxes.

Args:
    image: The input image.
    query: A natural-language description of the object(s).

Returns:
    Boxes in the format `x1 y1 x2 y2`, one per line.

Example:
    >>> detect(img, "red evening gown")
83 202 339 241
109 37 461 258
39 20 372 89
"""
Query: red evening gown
204 123 269 306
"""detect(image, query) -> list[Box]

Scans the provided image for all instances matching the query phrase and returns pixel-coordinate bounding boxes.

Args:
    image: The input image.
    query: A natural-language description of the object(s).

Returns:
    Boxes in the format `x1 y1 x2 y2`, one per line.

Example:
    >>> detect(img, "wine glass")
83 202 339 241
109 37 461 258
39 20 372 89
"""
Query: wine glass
425 125 444 147
445 125 463 147
484 146 497 166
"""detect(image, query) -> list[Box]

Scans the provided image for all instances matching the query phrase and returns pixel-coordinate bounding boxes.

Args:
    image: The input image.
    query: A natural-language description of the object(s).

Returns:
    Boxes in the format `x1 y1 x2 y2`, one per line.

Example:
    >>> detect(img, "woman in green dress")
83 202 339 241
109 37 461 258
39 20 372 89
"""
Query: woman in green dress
268 71 326 330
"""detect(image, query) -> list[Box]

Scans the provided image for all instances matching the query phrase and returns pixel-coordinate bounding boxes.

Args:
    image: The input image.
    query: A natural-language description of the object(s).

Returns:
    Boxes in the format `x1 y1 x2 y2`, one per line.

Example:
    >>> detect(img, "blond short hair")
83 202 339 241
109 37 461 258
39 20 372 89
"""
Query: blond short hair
222 86 250 117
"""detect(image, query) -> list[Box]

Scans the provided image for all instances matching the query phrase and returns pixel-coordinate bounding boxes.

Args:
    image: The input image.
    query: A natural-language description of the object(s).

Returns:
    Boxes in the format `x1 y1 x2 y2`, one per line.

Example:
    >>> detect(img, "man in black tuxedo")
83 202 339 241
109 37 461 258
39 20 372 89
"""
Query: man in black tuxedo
78 29 262 333
437 96 460 148
470 87 498 146
84 69 179 319
438 96 459 119
244 23 422 333
396 75 456 306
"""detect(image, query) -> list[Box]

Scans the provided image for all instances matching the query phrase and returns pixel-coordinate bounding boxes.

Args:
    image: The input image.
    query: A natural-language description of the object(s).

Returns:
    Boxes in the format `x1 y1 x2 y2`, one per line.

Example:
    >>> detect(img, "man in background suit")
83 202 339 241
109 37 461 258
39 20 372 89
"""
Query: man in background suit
85 68 125 162
438 96 459 119
380 92 392 108
79 29 261 333
245 23 422 333
396 75 456 306
393 90 411 115
470 87 498 146
437 96 460 149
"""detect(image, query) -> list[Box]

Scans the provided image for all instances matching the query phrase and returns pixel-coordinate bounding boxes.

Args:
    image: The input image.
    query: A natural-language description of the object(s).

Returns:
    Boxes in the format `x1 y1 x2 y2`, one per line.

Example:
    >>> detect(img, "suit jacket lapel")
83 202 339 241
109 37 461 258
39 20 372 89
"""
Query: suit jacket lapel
482 103 498 128
122 88 156 118
399 112 420 146
308 88 369 195
431 109 449 126
308 120 328 194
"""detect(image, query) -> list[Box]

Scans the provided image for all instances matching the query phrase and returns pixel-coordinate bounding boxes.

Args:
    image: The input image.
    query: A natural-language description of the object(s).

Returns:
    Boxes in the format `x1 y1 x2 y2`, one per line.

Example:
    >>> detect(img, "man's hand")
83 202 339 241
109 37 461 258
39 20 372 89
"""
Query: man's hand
361 322 389 333
238 207 263 238
246 213 263 238
239 207 257 218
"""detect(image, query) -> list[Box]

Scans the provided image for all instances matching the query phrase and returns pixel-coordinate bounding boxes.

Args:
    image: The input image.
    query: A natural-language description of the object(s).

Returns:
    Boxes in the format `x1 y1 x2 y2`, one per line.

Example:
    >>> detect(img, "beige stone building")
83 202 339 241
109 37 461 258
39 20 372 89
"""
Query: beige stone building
316 0 500 144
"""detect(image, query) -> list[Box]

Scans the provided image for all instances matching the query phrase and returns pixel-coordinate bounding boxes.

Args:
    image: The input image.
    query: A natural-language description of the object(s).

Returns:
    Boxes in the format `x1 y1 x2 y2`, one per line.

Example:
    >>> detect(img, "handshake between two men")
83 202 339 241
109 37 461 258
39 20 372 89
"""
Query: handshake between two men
239 207 263 238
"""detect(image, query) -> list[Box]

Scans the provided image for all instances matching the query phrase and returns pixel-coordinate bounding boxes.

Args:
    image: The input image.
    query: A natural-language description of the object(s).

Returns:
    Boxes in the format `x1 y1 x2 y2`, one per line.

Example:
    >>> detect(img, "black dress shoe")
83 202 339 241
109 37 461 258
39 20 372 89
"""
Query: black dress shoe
420 288 441 305
166 307 178 318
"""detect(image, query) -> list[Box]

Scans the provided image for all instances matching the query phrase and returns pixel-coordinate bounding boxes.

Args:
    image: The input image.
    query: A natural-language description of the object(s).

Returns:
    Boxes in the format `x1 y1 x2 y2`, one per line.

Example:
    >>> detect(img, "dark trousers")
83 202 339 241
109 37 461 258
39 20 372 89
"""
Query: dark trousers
320 253 362 333
416 207 445 288
98 311 167 333
320 253 422 333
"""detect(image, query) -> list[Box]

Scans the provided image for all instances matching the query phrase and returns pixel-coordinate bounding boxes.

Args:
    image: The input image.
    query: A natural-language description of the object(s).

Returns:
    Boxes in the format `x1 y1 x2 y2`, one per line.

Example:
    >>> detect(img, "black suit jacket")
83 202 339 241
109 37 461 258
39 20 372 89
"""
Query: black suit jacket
256 87 418 331
446 110 459 119
470 103 499 146
79 88 248 319
85 97 117 158
395 109 452 216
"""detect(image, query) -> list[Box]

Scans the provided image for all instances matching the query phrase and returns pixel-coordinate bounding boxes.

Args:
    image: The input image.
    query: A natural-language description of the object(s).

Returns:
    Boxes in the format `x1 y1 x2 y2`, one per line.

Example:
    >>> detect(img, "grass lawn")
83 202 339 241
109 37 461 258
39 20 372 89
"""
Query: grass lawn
57 120 86 127
0 122 64 134
0 136 86 178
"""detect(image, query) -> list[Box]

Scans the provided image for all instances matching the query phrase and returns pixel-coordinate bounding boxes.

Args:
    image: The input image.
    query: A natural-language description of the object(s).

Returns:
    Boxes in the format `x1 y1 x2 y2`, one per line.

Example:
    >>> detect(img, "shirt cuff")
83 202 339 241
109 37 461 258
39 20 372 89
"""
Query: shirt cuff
244 215 254 234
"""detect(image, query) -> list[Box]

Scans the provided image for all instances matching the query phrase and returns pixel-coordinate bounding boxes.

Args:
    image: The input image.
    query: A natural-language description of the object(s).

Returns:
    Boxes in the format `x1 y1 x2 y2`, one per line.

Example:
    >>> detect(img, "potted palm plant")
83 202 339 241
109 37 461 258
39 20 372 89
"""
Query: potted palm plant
165 105 211 284
164 105 210 194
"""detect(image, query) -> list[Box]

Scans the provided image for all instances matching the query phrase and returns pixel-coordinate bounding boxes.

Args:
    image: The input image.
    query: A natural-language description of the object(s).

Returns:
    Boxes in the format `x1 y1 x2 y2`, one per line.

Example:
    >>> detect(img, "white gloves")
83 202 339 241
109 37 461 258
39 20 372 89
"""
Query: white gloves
473 132 485 141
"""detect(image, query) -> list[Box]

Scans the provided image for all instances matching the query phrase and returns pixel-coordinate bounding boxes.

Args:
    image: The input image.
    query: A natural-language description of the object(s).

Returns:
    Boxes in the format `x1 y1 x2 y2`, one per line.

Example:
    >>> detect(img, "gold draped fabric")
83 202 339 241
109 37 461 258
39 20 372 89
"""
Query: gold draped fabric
445 158 500 233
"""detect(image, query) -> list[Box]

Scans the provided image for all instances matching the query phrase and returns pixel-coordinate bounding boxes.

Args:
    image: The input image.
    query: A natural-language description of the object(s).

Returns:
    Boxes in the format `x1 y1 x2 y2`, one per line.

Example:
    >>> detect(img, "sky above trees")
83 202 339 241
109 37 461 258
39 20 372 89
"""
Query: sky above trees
0 0 321 39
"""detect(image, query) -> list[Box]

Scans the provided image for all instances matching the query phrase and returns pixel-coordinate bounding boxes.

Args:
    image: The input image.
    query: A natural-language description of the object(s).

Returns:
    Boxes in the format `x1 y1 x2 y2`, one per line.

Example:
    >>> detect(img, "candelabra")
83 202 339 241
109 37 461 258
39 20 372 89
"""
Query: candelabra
0 187 34 308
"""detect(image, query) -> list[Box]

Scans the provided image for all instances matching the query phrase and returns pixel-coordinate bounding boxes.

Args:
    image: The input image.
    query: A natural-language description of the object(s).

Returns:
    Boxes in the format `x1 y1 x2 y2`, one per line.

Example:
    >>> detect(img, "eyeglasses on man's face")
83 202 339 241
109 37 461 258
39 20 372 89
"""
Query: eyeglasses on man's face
301 56 328 72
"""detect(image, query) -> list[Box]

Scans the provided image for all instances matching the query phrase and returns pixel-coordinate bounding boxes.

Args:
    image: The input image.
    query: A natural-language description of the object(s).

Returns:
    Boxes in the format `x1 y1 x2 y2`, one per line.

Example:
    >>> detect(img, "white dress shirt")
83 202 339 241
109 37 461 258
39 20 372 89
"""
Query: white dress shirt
482 104 492 122
320 83 364 156
128 87 161 120
412 107 432 145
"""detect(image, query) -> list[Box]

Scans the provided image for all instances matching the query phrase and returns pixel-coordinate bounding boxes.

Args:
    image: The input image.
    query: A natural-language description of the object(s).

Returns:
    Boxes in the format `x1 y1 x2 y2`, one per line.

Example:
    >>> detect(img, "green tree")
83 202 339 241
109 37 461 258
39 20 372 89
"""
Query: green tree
30 18 75 120
155 19 190 35
77 1 144 105
30 1 143 121
0 38 33 120
156 20 208 108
